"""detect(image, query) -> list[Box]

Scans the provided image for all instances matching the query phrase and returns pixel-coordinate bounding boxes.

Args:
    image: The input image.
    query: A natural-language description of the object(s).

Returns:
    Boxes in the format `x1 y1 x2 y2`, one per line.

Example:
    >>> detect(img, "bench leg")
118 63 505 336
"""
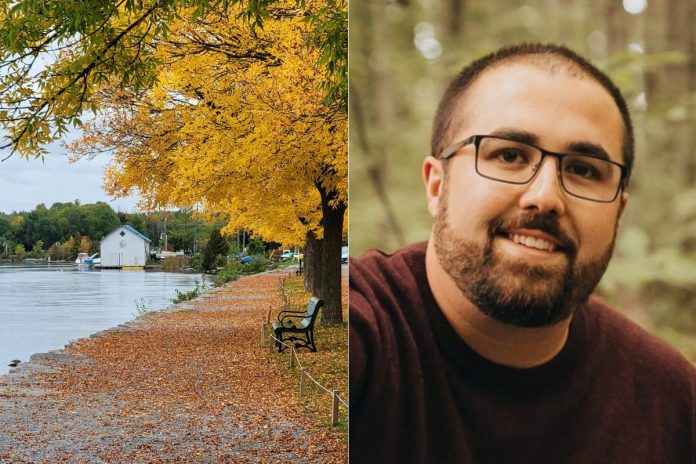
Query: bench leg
274 328 283 352
307 330 317 352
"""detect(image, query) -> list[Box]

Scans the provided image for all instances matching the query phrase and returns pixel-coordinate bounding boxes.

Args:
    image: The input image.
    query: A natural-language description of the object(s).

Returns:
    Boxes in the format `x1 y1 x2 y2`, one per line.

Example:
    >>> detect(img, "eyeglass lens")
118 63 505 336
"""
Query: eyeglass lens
475 137 623 201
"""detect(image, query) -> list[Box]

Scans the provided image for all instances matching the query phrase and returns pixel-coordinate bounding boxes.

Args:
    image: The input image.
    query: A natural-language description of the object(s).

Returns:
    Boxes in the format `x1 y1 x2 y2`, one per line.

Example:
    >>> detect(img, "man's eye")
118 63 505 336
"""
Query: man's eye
494 149 528 164
564 161 603 180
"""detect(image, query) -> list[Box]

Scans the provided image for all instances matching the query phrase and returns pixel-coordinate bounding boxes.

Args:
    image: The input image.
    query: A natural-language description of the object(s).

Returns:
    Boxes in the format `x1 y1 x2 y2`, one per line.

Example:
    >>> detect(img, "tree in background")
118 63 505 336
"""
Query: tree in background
79 236 93 254
14 244 25 257
48 242 66 261
201 228 229 271
31 240 45 257
246 237 265 256
64 234 82 261
125 214 148 237
81 202 121 241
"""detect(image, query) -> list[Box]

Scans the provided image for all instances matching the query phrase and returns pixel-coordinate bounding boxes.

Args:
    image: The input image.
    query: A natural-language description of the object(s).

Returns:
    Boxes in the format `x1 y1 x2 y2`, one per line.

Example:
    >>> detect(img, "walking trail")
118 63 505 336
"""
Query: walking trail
0 271 347 463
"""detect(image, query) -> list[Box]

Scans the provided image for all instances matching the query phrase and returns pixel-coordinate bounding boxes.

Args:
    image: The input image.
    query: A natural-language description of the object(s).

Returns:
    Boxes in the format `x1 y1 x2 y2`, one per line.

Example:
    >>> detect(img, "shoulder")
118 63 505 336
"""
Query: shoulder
584 300 696 458
350 242 427 300
349 242 431 333
585 299 696 393
349 243 432 403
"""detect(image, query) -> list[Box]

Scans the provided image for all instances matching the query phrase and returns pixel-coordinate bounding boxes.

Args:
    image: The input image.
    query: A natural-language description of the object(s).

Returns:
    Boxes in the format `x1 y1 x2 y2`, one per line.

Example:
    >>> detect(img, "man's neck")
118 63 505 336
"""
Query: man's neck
425 239 572 369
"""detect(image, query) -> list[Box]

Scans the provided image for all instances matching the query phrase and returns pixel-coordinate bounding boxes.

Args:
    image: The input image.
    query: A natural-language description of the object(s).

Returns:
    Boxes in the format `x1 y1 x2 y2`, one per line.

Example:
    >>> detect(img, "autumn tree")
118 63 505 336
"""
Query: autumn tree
69 3 347 324
79 236 93 254
48 242 66 261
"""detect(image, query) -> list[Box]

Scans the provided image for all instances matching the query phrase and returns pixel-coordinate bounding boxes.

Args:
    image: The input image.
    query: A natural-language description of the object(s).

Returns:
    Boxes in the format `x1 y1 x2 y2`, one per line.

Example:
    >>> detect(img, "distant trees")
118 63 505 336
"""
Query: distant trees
0 201 118 252
0 203 228 261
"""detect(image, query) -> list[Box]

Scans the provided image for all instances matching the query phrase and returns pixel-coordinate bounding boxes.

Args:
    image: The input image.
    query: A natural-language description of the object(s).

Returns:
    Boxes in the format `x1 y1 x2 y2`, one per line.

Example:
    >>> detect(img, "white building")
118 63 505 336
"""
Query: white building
100 225 151 269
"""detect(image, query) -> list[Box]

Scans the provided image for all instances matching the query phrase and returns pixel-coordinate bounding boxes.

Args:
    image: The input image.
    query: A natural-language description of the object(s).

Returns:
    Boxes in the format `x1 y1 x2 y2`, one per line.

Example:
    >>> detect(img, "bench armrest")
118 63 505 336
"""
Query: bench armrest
278 310 308 320
274 315 310 329
279 314 309 325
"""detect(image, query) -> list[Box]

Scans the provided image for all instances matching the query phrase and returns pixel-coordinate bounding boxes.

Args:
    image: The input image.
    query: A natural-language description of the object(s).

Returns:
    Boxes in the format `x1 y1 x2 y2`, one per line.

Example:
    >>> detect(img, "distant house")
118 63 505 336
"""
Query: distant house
100 225 151 269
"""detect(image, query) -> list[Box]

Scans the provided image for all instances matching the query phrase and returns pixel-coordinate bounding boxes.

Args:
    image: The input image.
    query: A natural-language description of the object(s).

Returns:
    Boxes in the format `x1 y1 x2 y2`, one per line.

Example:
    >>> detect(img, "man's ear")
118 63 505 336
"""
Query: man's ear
423 156 445 218
618 192 629 220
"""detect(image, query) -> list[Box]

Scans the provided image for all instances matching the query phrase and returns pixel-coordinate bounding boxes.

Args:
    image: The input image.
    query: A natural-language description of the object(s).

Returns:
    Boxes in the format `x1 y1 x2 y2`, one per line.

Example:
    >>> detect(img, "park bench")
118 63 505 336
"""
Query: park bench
272 296 324 352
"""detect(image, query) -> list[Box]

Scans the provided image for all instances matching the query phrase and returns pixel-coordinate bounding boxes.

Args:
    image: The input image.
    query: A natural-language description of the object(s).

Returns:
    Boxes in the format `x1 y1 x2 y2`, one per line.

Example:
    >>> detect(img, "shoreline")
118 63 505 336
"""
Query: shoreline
1 281 222 379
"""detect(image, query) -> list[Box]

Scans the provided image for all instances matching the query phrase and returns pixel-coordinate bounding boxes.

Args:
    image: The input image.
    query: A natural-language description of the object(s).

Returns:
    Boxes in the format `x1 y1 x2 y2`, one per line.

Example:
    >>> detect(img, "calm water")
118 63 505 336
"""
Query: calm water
0 264 209 375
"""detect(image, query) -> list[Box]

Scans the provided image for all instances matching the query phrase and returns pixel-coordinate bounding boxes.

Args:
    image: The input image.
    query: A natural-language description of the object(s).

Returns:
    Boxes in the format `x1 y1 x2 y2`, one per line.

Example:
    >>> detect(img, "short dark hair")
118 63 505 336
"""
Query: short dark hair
431 43 634 181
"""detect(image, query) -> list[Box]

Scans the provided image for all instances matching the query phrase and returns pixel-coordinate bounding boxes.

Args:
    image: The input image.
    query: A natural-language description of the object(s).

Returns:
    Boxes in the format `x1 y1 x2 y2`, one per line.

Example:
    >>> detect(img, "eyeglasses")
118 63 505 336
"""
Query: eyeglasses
438 135 628 203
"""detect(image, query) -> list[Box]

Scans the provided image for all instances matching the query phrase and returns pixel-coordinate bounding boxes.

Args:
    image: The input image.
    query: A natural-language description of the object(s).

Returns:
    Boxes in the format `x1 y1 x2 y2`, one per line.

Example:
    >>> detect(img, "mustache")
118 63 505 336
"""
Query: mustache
490 212 578 254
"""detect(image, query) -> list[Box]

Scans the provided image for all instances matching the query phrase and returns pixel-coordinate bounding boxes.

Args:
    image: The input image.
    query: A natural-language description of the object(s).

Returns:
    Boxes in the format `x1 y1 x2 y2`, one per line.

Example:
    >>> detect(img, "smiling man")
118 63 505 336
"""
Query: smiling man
349 44 696 463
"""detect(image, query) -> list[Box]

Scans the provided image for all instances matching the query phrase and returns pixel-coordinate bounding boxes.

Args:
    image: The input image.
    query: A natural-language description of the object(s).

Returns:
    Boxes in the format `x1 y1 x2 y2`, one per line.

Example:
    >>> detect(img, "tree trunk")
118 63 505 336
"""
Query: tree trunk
303 229 323 295
316 182 345 326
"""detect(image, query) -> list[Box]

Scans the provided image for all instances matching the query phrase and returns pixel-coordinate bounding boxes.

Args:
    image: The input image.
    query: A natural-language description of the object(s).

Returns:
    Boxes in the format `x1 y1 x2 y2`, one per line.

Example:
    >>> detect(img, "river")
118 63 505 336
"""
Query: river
0 263 210 375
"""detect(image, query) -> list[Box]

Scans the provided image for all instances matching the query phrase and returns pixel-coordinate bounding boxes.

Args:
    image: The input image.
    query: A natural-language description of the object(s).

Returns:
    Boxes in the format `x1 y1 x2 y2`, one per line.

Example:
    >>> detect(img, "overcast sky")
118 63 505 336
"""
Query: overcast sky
0 146 140 214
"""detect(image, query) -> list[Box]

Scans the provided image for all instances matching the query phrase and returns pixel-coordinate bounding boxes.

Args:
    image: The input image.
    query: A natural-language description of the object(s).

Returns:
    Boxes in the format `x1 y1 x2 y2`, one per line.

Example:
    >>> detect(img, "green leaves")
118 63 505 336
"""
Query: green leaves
304 0 347 112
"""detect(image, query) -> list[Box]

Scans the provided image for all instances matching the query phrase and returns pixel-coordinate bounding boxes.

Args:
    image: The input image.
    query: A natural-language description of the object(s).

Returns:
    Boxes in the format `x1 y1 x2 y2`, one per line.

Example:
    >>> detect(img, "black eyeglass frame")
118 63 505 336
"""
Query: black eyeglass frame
437 135 628 203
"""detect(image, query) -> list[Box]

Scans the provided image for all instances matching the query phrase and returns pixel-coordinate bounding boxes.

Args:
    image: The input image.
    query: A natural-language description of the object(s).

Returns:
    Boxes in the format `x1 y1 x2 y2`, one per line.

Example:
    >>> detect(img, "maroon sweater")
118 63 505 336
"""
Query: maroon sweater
350 243 696 463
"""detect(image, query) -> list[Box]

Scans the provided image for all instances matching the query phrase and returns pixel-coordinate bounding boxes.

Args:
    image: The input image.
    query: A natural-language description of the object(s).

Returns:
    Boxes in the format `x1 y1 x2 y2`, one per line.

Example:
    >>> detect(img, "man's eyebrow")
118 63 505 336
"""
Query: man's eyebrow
488 128 539 145
565 142 611 161
488 128 613 162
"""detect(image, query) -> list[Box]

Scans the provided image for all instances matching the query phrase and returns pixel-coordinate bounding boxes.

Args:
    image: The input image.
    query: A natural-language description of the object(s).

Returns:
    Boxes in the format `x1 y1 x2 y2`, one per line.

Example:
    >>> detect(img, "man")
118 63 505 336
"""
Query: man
349 43 696 463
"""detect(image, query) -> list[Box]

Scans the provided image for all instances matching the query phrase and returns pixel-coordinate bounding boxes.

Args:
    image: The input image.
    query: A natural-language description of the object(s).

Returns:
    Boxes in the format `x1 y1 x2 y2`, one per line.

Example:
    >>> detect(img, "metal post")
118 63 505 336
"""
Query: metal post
299 368 306 397
290 347 296 368
260 321 265 346
332 390 340 426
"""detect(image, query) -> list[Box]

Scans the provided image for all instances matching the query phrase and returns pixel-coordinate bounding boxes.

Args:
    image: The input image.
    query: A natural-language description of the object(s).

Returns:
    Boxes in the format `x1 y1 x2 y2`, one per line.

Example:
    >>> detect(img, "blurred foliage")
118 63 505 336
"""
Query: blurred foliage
350 0 696 359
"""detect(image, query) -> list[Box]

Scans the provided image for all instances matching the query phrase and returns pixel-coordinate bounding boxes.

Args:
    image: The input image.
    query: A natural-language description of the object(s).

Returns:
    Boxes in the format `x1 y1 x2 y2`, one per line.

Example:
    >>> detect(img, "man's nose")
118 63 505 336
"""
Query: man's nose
517 157 567 215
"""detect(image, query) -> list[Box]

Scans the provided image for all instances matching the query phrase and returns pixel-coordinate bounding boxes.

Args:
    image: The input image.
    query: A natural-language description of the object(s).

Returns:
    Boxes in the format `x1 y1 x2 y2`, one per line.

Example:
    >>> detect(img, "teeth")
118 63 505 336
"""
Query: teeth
510 233 556 252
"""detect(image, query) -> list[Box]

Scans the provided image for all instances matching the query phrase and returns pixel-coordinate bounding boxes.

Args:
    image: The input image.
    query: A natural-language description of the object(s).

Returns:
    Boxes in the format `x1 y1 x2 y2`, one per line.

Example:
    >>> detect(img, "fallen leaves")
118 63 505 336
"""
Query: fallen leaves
0 270 347 463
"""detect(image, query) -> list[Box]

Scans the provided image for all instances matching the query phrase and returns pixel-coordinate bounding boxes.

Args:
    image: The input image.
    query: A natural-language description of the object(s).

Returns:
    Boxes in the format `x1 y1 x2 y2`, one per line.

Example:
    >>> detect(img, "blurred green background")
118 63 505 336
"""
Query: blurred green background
349 0 696 360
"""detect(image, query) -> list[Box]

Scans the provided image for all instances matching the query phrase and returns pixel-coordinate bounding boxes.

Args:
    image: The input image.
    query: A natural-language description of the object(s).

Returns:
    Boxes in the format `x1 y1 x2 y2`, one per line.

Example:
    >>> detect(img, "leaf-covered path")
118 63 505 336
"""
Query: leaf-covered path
0 271 347 463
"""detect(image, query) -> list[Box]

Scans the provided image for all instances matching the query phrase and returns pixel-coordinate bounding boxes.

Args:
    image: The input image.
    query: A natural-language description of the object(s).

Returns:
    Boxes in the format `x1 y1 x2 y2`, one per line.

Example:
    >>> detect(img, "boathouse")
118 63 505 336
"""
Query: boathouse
100 225 151 269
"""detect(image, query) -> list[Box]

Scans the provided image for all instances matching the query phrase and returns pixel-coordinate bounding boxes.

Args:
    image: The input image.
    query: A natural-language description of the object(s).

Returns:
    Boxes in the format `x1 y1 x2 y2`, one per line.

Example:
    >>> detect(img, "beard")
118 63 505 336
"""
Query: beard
433 192 616 328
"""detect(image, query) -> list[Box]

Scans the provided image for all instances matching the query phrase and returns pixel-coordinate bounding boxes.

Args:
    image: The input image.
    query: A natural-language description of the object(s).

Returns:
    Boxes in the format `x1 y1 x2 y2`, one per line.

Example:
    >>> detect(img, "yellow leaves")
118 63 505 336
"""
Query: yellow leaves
68 0 346 243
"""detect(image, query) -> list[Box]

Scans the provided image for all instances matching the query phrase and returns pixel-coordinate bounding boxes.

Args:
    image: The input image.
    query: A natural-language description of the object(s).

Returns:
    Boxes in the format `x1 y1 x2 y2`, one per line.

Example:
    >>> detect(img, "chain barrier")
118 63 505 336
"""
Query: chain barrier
266 330 348 426
266 274 347 426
